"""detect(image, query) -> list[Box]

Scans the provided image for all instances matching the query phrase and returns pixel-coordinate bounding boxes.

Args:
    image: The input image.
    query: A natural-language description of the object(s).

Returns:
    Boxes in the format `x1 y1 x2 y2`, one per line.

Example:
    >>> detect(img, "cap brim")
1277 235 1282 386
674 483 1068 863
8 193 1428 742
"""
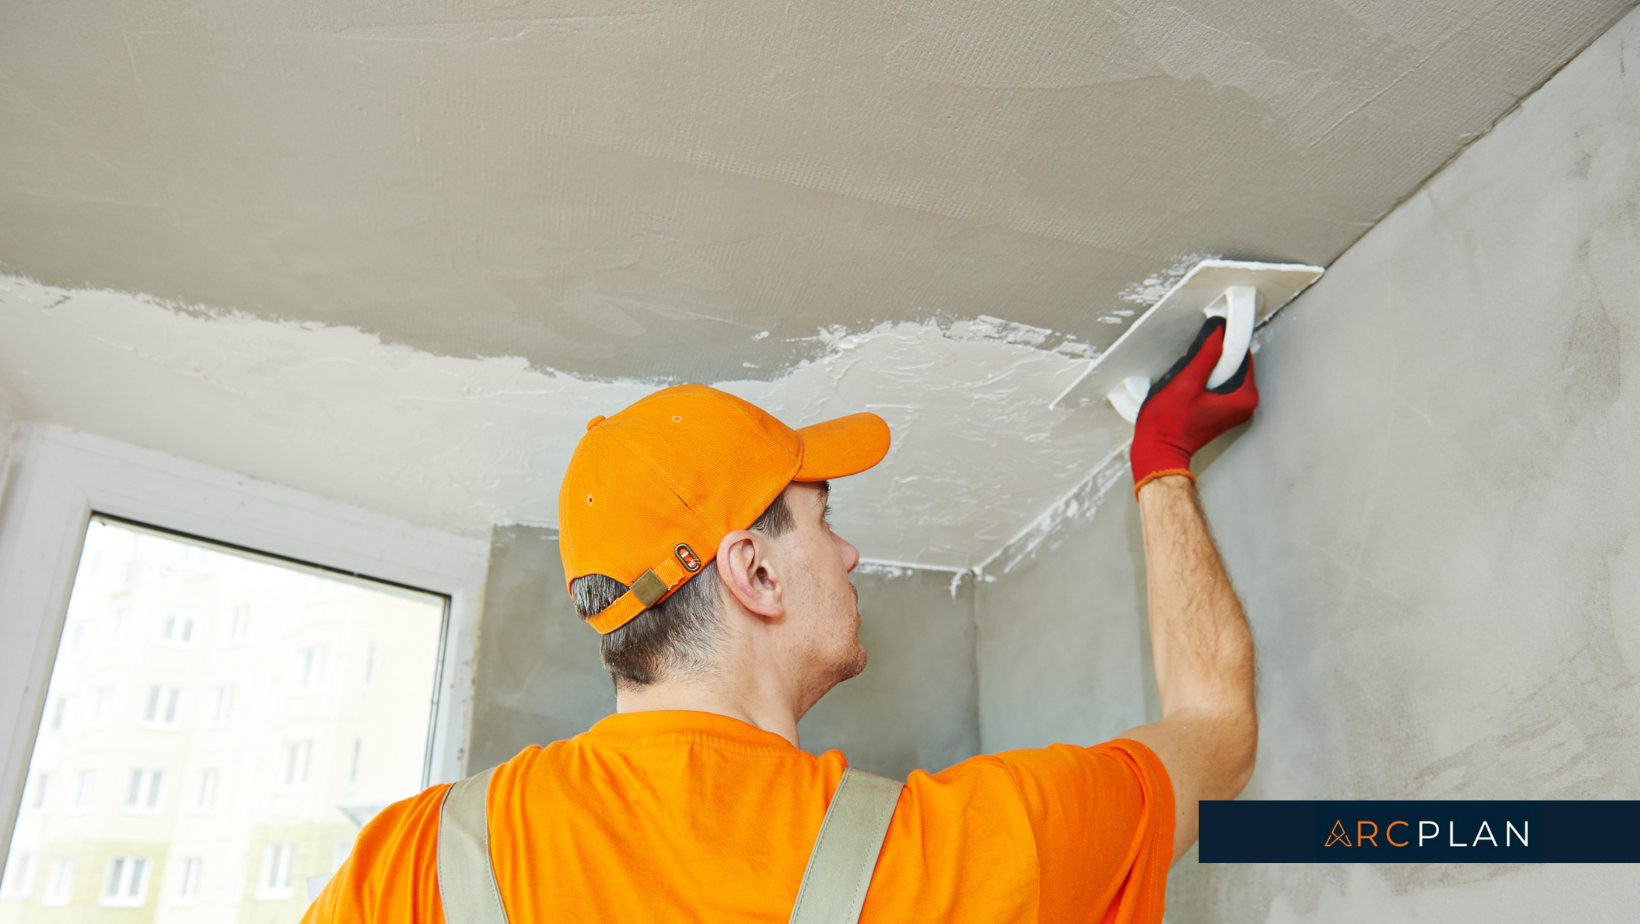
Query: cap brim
794 413 891 481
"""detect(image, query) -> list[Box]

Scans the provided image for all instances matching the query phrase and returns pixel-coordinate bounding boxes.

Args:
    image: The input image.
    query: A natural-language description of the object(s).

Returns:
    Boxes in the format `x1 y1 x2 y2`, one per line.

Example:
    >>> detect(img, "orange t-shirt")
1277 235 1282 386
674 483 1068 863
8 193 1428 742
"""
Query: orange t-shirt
304 711 1174 923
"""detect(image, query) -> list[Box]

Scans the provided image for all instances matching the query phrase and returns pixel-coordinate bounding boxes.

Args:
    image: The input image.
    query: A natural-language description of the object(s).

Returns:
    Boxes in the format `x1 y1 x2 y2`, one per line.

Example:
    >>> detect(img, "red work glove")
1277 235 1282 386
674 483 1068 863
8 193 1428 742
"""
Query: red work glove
1130 317 1259 495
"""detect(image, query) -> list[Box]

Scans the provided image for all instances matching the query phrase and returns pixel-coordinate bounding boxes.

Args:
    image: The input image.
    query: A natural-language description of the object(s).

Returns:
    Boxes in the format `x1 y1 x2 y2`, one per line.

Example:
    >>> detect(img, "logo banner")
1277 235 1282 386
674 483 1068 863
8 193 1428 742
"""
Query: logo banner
1200 801 1640 862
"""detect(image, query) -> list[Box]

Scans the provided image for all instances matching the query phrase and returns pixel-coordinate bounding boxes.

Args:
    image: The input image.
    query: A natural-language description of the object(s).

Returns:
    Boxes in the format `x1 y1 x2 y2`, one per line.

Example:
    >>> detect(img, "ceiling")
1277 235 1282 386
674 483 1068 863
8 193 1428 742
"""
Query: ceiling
0 1 1632 568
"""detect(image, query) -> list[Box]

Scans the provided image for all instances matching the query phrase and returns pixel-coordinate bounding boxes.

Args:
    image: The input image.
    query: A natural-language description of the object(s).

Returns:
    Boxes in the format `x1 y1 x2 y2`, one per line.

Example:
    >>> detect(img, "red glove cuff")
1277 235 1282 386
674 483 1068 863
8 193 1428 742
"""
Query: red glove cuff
1129 318 1258 492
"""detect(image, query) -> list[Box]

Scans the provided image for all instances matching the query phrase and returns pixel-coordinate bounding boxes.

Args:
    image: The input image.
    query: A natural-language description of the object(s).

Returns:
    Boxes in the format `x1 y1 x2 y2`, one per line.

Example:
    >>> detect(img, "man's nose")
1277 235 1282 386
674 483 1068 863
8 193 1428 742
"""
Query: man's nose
838 534 860 573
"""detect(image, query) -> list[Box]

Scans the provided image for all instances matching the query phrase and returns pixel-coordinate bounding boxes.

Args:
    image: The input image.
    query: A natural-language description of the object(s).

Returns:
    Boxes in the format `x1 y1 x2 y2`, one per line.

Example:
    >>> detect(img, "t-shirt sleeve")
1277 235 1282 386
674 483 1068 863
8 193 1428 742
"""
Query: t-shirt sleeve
301 783 451 924
993 738 1175 923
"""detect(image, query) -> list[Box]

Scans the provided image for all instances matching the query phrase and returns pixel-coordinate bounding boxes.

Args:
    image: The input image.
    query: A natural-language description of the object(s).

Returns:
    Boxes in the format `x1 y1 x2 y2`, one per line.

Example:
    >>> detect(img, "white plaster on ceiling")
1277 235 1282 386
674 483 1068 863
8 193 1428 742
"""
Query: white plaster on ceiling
0 275 1135 570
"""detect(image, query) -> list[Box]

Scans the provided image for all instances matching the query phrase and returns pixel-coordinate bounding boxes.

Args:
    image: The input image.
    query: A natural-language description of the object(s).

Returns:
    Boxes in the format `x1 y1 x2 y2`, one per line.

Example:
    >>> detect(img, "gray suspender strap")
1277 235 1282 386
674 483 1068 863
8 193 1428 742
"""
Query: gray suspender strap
787 768 904 924
435 764 900 924
436 767 510 924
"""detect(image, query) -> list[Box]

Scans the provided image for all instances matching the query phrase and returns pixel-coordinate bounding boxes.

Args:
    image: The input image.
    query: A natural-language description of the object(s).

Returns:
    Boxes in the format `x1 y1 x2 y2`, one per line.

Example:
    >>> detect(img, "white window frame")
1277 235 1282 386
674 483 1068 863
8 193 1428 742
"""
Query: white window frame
254 842 294 901
0 425 488 848
41 855 73 907
159 607 199 646
99 856 149 908
191 768 218 813
277 740 313 792
0 849 34 899
173 856 202 905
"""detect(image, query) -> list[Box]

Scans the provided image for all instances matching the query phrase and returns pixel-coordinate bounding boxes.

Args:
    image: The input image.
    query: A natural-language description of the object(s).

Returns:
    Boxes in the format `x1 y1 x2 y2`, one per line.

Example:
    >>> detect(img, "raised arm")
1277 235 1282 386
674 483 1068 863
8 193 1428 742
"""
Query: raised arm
1118 318 1259 865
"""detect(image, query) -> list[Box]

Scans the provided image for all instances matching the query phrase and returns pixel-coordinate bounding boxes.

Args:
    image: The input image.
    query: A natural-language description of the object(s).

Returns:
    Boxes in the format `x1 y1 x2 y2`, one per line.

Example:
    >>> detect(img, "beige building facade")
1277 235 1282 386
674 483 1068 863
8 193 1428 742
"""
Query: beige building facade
1 520 445 924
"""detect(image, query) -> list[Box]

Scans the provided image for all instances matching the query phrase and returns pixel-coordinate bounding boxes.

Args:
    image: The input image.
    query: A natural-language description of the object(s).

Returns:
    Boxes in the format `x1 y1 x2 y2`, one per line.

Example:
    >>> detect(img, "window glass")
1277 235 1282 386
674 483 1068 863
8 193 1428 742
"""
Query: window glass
3 518 446 921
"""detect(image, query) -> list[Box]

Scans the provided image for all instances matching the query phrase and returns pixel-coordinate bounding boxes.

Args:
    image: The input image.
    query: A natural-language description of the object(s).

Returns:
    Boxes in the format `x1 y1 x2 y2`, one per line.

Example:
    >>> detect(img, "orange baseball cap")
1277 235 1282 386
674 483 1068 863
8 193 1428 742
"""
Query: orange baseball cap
559 384 891 634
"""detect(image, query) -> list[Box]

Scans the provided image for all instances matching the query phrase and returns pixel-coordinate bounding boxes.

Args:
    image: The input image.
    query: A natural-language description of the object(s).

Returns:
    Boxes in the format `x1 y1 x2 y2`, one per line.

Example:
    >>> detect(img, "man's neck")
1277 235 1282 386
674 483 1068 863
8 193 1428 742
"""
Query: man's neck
615 674 803 747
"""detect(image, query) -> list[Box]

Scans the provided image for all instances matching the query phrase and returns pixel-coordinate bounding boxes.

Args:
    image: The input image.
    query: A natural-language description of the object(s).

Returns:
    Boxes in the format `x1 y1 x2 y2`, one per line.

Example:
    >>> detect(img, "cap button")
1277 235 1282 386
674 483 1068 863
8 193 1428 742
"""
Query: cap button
585 415 606 431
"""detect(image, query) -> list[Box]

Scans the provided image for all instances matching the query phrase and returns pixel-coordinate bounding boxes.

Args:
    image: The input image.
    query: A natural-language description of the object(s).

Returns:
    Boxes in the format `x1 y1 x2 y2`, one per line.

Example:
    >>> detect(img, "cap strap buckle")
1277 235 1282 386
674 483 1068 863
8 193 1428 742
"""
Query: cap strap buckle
586 556 692 635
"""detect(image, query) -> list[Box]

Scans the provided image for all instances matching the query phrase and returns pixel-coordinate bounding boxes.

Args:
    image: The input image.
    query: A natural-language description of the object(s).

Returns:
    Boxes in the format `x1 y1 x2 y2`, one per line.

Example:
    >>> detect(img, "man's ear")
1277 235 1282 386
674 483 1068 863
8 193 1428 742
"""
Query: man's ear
716 529 785 621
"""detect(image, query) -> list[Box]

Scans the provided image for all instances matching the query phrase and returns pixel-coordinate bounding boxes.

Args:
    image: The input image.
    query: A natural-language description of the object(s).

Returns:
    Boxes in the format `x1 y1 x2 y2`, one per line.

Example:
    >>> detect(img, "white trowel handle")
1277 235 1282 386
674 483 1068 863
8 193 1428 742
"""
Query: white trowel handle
1203 285 1256 390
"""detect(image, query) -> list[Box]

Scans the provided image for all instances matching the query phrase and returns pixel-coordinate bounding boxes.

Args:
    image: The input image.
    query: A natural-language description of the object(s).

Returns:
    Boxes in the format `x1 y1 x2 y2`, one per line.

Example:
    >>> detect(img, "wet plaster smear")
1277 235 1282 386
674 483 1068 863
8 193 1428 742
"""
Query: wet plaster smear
0 276 1125 569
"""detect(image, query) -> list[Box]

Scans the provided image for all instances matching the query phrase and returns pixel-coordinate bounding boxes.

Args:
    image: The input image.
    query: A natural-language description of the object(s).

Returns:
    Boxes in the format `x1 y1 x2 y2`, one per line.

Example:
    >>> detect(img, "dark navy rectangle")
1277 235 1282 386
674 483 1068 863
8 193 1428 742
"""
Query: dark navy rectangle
1200 801 1640 863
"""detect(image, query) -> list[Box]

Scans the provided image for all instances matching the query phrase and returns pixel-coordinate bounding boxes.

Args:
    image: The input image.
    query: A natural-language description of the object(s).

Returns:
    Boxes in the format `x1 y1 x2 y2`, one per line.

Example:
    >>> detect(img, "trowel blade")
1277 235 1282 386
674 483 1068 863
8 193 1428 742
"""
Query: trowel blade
1049 259 1325 413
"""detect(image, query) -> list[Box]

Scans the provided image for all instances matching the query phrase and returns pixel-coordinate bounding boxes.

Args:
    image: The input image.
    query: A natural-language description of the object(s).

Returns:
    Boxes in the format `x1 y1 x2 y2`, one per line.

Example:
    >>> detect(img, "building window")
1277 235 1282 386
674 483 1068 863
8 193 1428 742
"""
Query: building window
13 517 449 920
125 769 165 813
226 605 250 643
89 686 113 726
160 608 199 646
47 695 69 732
23 773 50 813
174 543 211 571
100 857 149 907
348 738 362 787
296 645 328 692
362 641 376 689
0 852 35 900
142 685 183 728
109 608 132 647
255 843 294 901
192 769 218 812
279 741 312 792
209 684 234 726
42 857 74 907
174 857 202 904
71 770 95 811
307 577 341 601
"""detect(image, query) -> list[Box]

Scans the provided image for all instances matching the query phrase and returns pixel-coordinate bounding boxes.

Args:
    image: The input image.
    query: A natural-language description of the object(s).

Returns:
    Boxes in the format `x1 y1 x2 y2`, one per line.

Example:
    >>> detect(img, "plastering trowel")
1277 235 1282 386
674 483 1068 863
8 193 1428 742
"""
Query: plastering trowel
1049 260 1325 421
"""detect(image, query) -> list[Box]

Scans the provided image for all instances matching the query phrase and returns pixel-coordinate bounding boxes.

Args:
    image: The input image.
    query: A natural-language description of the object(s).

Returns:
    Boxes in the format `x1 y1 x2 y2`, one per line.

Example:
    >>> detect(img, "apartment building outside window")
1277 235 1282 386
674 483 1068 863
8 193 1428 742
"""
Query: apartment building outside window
4 516 450 924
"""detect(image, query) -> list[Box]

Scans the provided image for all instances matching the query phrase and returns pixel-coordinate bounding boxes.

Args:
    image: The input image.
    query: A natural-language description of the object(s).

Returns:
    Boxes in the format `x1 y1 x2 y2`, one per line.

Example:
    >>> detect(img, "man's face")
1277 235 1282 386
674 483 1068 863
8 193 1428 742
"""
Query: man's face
776 482 866 708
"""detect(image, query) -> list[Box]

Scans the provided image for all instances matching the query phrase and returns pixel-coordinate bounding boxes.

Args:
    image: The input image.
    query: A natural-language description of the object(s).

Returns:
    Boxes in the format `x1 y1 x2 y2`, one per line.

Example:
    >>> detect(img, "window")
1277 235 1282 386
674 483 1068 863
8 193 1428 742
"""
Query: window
209 684 234 725
142 685 183 727
279 741 312 792
42 857 74 907
0 851 34 899
255 843 294 901
226 605 250 642
71 770 95 811
101 857 149 907
308 577 341 601
174 543 210 570
47 694 69 731
160 607 199 645
348 738 363 787
24 773 50 813
192 768 218 812
89 685 113 726
109 608 132 647
296 645 328 692
362 641 376 689
174 857 202 904
6 512 453 924
125 769 165 813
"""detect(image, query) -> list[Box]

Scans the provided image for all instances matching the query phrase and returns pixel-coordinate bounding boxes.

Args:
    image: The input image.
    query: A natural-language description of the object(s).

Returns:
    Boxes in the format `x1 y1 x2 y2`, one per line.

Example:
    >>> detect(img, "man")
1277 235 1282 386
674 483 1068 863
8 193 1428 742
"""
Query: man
305 319 1257 923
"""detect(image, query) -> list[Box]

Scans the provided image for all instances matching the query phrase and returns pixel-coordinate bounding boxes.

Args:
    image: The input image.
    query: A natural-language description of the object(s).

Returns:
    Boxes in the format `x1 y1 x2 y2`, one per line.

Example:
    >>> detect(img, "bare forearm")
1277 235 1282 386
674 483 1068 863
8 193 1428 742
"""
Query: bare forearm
1137 476 1255 723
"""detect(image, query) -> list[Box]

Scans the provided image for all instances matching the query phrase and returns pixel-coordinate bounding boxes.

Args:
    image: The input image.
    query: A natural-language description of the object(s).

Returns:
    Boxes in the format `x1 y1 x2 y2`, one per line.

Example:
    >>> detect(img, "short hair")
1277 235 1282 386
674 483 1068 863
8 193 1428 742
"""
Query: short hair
570 487 801 690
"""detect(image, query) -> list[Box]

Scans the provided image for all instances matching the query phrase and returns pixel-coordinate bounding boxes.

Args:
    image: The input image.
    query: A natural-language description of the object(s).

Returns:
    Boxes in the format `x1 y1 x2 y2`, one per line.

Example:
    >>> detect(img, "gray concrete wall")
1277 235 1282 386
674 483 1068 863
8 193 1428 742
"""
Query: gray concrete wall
976 7 1640 920
468 528 980 780
975 463 1155 753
